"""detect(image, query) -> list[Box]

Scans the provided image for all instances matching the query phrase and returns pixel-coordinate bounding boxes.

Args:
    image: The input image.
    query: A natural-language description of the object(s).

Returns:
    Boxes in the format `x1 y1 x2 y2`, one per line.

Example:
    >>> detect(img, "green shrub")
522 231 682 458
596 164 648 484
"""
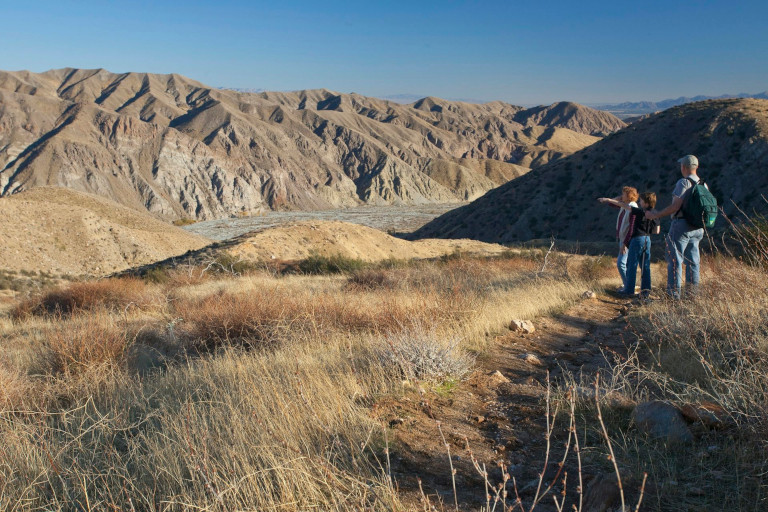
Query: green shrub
298 252 366 275
142 266 172 284
210 254 260 275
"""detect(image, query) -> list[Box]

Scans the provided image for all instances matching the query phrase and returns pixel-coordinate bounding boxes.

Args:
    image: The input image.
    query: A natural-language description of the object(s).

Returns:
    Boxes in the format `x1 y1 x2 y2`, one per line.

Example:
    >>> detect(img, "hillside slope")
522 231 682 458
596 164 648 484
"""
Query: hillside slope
412 99 768 243
0 187 210 275
223 220 508 263
0 68 623 220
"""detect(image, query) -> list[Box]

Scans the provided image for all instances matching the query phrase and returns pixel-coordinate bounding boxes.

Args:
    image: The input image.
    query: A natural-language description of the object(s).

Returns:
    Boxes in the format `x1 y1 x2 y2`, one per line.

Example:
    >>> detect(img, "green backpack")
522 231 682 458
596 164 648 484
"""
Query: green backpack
681 177 718 229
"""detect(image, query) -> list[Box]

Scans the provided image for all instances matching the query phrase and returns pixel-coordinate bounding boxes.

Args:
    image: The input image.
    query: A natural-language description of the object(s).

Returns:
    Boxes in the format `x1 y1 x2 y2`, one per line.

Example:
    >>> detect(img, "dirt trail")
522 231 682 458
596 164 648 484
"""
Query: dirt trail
376 293 634 511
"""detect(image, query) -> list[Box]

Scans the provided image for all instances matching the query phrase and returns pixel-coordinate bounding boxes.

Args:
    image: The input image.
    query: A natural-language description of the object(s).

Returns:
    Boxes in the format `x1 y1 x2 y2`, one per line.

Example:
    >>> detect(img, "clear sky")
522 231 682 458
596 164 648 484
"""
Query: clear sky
2 0 766 105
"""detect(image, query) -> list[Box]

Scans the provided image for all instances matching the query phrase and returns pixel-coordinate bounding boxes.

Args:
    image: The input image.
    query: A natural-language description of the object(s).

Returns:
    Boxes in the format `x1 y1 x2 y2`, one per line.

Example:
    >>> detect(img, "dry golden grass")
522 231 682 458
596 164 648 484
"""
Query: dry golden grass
584 244 768 511
628 258 768 431
0 341 400 510
0 365 34 410
0 252 591 510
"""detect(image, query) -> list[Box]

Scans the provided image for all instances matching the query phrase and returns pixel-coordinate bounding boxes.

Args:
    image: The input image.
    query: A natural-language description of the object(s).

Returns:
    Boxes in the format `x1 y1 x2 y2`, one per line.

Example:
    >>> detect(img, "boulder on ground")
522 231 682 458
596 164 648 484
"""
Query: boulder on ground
488 370 511 385
632 401 693 444
509 319 535 333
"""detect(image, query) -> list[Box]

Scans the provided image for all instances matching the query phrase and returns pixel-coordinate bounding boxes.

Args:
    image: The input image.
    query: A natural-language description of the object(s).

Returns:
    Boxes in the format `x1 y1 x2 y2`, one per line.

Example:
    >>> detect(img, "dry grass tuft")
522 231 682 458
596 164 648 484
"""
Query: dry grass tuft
41 312 134 377
11 277 158 320
0 365 35 410
376 324 474 382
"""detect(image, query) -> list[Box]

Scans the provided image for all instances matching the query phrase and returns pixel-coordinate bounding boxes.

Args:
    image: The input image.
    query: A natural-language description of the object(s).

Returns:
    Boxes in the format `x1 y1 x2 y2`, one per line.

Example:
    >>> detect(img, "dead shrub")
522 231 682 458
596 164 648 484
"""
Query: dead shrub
346 268 401 291
41 312 133 376
0 365 34 410
573 254 617 282
722 210 768 268
172 285 467 352
173 291 290 350
11 277 157 320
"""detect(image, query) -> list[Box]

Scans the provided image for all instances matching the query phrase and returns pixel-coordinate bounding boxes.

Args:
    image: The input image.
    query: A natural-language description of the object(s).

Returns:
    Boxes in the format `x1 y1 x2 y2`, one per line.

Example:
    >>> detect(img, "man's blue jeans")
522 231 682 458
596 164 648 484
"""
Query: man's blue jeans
665 219 704 299
617 243 628 289
624 236 652 295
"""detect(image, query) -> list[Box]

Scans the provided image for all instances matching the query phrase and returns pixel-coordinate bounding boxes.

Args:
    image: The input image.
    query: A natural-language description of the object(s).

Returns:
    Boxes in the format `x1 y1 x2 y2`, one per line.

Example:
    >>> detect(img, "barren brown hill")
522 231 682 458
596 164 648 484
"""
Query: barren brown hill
0 187 210 275
0 68 623 220
223 220 508 263
413 98 768 243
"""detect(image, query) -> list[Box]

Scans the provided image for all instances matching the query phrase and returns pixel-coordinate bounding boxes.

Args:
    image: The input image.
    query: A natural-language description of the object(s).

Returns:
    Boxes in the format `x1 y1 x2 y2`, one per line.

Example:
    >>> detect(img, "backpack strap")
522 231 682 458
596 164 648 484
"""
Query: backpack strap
687 176 708 189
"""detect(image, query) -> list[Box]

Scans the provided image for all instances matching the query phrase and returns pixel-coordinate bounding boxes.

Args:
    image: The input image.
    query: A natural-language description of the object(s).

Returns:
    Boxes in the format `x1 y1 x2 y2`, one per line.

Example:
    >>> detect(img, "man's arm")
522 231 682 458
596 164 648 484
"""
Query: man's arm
646 196 682 220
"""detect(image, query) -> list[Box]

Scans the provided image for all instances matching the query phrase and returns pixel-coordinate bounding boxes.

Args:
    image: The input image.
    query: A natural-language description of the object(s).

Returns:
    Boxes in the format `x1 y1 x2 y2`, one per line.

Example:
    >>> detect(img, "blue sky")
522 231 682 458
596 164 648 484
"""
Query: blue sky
2 0 766 105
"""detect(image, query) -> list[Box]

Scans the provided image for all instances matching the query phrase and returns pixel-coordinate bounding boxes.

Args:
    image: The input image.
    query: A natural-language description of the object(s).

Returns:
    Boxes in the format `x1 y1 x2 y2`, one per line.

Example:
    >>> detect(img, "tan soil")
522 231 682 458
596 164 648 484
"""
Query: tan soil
0 187 210 276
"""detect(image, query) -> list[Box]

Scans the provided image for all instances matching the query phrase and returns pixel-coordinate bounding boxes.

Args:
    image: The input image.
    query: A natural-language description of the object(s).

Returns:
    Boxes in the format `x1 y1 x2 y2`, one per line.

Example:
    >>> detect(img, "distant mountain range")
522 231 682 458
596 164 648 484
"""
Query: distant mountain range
0 68 624 221
595 92 768 119
379 93 492 104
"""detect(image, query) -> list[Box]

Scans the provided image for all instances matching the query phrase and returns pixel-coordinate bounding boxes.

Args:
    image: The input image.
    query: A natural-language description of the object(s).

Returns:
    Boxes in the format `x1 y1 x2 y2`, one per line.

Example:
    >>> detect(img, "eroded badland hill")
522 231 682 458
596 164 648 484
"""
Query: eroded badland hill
0 68 623 220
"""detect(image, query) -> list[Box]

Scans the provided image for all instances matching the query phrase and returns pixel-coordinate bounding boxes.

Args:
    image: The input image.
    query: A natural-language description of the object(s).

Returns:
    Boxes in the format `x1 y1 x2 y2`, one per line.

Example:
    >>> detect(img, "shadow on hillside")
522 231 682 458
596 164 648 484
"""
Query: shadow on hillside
111 237 243 278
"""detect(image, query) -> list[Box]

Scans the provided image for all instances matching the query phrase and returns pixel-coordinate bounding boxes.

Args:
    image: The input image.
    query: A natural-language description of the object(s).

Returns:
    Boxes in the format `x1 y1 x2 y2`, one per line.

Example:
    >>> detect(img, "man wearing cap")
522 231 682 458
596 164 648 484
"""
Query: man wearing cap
645 155 704 299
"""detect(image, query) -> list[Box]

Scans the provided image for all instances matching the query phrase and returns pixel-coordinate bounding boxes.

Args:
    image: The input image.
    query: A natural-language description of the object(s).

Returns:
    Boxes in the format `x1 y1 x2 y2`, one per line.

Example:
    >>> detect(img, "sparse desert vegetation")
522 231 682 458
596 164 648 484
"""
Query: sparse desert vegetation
2 220 767 511
609 258 768 511
0 250 596 511
566 223 768 511
3 6 768 511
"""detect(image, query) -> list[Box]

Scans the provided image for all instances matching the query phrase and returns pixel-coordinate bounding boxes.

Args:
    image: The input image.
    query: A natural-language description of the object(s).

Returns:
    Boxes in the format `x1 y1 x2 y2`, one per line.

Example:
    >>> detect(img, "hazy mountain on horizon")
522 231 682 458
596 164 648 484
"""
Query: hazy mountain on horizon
378 93 493 105
595 91 768 118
